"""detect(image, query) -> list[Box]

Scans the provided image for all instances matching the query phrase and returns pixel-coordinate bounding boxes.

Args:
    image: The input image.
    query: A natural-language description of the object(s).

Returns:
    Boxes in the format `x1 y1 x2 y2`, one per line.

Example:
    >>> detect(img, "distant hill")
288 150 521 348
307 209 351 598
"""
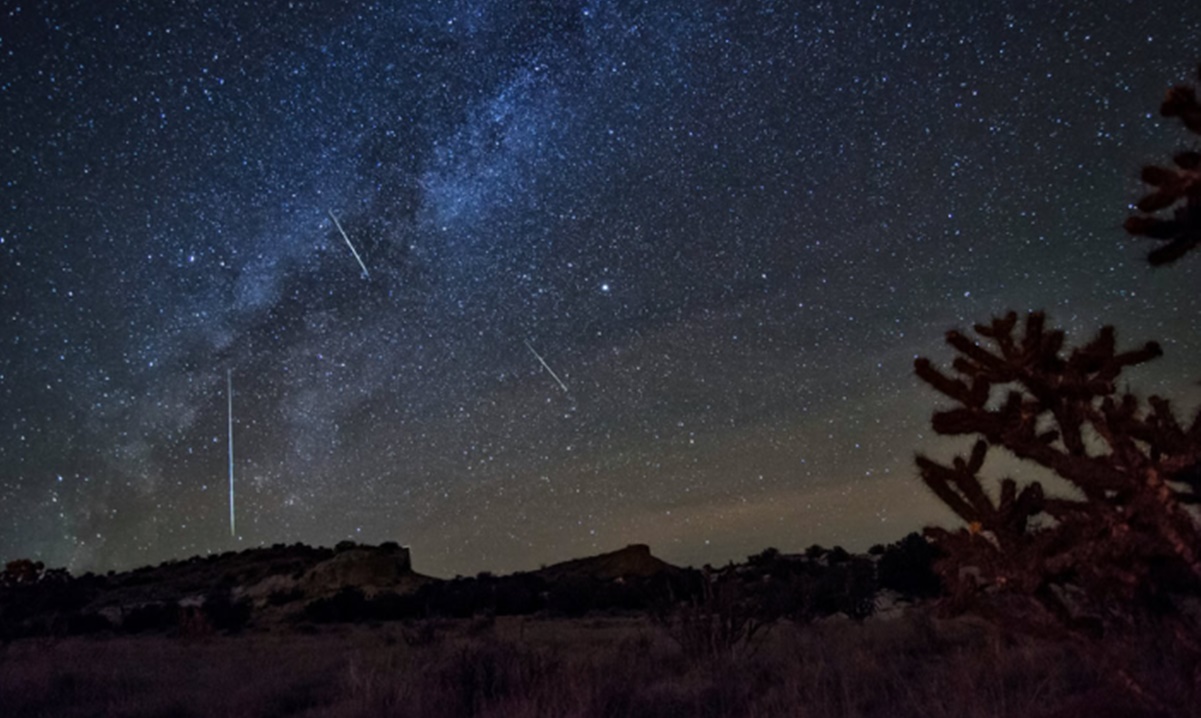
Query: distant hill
0 534 943 638
534 543 678 582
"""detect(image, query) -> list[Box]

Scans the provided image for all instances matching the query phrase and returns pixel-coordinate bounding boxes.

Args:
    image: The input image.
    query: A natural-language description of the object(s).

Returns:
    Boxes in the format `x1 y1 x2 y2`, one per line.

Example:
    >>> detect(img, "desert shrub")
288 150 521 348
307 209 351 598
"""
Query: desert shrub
432 577 496 618
546 578 595 617
1 559 45 586
826 546 851 565
401 619 441 646
0 573 94 624
806 558 876 620
748 547 781 565
65 612 112 635
367 590 422 621
466 613 496 636
492 574 543 615
203 592 252 632
1124 63 1201 265
0 569 93 637
584 579 636 614
877 532 942 599
267 587 306 606
304 587 369 623
436 638 563 715
656 571 770 661
539 574 681 617
122 602 178 633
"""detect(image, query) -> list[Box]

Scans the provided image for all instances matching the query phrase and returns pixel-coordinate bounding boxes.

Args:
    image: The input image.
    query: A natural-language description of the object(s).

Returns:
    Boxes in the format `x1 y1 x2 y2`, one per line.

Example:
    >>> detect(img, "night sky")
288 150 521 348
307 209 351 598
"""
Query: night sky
3 1 1201 577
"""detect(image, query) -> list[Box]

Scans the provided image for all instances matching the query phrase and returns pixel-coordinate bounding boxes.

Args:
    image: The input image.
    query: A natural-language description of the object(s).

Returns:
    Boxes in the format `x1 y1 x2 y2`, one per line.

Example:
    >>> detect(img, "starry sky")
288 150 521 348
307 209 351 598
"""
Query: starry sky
3 1 1201 577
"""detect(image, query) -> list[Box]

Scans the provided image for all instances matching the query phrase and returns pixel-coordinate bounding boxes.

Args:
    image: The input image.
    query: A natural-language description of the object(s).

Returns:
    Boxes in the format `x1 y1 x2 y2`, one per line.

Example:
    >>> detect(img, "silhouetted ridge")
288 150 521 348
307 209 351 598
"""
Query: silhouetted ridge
534 544 675 582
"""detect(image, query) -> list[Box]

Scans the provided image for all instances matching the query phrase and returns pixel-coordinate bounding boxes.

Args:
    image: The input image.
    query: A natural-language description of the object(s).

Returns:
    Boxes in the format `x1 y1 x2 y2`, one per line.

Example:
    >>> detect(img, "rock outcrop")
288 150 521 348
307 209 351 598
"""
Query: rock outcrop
300 545 424 596
535 544 673 582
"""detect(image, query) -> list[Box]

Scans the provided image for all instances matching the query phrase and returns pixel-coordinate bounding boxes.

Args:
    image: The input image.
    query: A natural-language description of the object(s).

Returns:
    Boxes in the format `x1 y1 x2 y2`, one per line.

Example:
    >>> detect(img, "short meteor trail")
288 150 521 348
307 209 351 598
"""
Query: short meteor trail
328 209 370 279
525 340 569 393
226 369 236 538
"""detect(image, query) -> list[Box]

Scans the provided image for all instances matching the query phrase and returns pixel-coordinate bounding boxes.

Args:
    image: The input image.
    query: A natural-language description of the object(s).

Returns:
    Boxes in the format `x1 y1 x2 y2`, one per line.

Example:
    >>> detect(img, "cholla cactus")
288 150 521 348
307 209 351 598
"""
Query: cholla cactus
915 312 1201 633
1125 63 1201 265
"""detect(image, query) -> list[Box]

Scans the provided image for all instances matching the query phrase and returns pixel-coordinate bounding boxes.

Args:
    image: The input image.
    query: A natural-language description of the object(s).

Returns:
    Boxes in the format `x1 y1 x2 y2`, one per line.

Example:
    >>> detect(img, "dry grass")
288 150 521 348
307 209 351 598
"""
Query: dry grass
0 610 1193 718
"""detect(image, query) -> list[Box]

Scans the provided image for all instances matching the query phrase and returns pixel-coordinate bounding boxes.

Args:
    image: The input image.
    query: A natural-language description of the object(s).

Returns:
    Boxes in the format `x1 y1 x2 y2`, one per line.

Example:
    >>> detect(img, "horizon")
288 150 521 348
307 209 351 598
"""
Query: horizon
12 533 917 582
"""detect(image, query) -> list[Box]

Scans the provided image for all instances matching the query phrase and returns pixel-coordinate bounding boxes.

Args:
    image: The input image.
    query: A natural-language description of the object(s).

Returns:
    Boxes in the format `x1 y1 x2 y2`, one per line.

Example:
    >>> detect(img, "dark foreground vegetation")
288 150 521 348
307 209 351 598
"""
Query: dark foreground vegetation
901 62 1201 715
0 534 940 639
3 613 1195 718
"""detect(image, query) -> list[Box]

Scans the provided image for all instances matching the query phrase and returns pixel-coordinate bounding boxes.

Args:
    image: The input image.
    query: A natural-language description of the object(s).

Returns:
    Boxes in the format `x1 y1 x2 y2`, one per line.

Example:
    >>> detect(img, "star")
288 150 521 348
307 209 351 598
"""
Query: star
0 1 1198 576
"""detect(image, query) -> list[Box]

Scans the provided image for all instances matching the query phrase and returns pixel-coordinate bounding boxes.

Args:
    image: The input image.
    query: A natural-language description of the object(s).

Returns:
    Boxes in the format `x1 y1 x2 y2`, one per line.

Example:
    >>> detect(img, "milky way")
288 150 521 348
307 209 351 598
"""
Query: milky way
3 1 1201 576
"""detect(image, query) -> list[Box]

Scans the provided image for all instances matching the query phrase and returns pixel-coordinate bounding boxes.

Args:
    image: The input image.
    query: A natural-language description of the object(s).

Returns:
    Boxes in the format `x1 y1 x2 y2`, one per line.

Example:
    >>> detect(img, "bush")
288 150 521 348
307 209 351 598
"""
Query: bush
915 311 1201 712
203 592 252 632
266 587 305 606
304 587 369 623
122 603 178 633
1124 63 1201 265
65 612 112 635
877 533 941 599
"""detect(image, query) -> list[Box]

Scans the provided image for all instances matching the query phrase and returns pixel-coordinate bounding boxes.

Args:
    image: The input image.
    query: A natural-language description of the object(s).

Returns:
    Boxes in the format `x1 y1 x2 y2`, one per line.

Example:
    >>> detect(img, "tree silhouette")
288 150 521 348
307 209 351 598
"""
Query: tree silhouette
1125 63 1201 265
915 312 1201 630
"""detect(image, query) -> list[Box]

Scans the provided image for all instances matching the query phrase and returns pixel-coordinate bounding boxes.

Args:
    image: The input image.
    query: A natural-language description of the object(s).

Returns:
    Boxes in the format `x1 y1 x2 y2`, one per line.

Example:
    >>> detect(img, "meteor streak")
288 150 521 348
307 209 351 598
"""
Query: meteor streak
227 369 236 538
328 210 370 279
525 340 569 393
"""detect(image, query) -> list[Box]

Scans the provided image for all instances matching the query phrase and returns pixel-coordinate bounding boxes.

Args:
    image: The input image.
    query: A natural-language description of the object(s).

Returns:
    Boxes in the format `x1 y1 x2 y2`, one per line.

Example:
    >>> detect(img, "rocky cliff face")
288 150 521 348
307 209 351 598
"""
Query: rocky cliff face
300 545 415 595
535 544 673 582
239 543 429 605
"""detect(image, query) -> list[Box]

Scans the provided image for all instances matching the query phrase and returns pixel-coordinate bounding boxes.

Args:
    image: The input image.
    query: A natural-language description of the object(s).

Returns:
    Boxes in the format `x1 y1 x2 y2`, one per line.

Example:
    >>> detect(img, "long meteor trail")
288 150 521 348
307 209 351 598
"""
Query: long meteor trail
328 209 370 279
227 369 236 538
524 340 569 393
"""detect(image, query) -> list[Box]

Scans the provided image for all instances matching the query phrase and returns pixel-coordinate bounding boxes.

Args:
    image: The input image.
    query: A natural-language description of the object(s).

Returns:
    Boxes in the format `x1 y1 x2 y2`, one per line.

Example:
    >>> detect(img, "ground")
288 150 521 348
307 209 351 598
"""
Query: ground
0 609 1183 718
